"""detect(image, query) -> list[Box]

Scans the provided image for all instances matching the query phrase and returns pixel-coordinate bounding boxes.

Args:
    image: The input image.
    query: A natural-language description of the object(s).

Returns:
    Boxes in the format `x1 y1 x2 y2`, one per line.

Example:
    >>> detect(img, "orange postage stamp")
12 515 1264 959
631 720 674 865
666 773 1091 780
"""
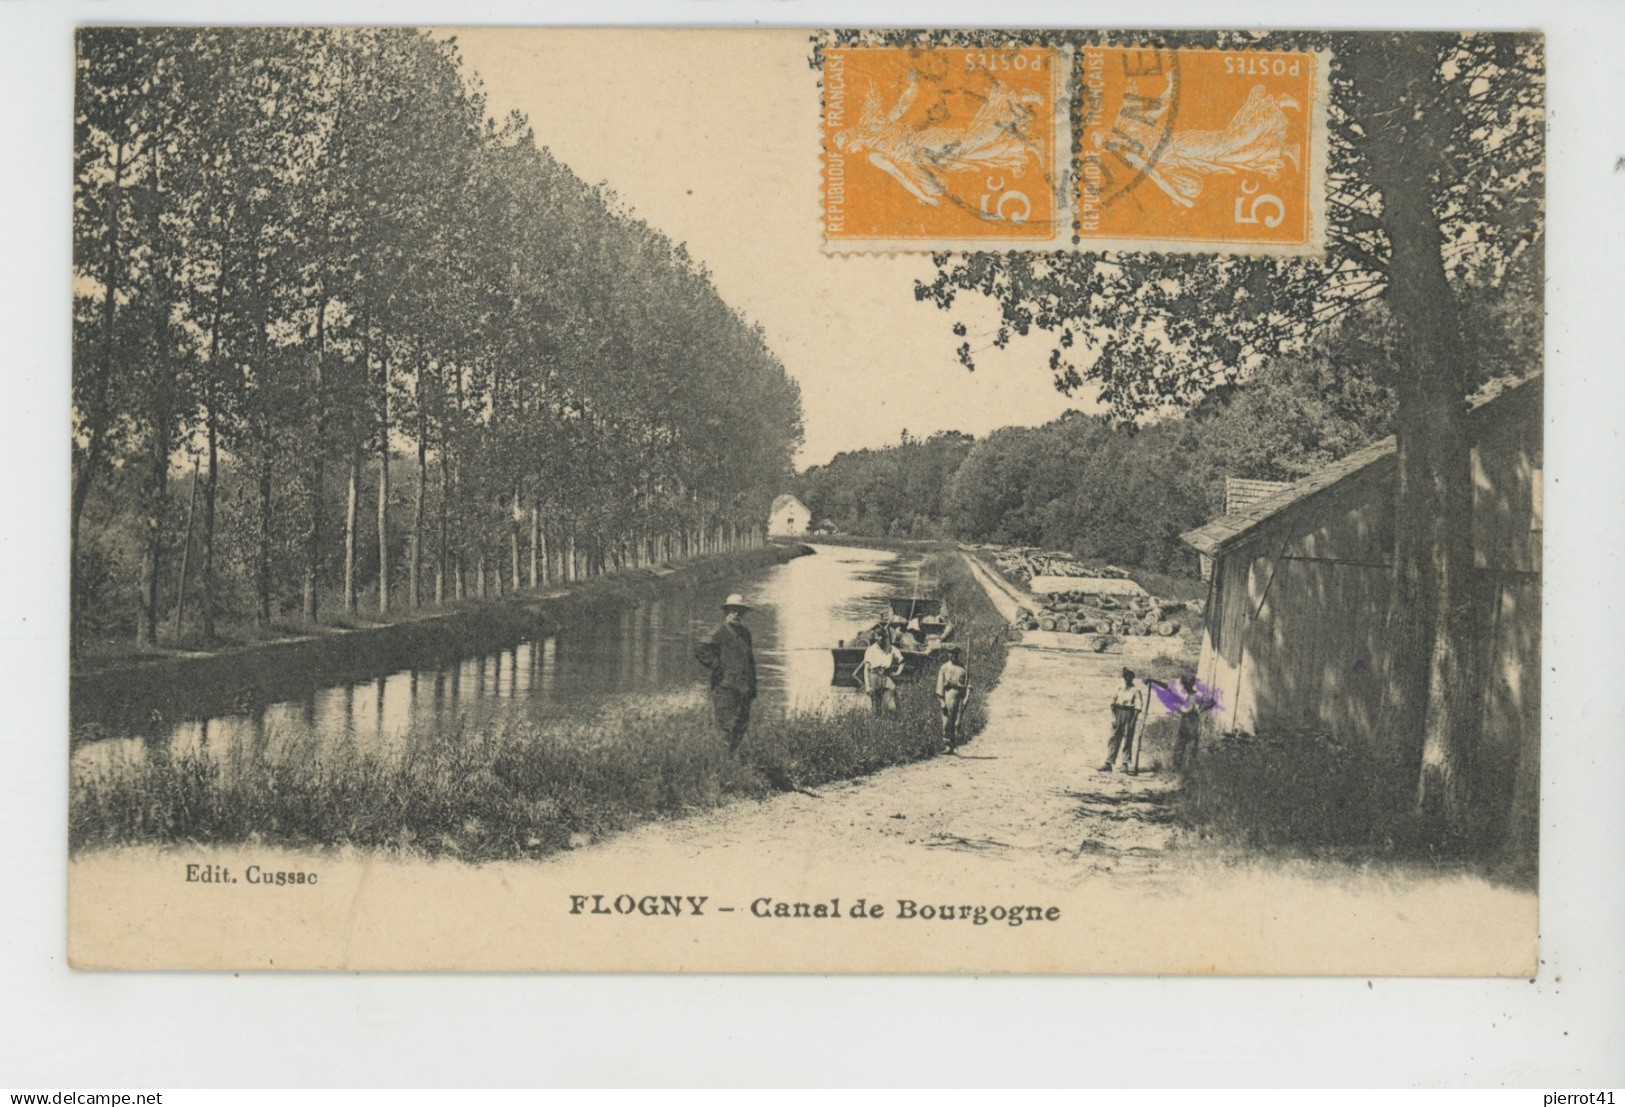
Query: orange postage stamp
822 45 1073 252
1077 46 1327 253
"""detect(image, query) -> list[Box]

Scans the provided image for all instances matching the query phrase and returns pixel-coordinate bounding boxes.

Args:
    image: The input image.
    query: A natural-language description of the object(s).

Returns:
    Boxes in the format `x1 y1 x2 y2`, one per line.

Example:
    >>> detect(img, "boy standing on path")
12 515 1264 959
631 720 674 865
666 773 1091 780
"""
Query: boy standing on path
694 592 757 752
859 628 906 716
1170 672 1207 770
934 646 969 753
1101 666 1147 772
1146 671 1218 771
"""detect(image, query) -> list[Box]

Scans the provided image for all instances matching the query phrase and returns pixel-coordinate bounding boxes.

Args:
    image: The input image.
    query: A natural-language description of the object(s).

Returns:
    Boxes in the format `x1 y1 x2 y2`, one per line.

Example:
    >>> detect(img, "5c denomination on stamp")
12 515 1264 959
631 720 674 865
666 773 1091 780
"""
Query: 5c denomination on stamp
1078 45 1328 254
822 45 1074 253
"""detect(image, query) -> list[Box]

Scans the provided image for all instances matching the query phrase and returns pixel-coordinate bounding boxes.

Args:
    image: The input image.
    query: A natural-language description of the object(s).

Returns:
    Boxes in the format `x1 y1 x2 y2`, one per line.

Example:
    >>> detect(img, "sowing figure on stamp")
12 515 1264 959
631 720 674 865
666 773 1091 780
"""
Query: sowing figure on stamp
834 71 1045 206
1102 76 1301 208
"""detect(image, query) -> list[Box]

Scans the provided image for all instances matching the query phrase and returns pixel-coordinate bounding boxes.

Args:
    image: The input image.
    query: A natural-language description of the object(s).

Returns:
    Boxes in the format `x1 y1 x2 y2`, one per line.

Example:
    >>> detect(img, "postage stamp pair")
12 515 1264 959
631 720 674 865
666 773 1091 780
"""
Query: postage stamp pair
821 44 1328 254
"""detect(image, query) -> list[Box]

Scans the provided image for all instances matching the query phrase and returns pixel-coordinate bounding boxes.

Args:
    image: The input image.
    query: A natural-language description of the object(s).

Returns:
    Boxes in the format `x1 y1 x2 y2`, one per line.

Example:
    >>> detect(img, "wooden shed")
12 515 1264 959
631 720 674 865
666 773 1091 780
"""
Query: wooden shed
1181 373 1542 806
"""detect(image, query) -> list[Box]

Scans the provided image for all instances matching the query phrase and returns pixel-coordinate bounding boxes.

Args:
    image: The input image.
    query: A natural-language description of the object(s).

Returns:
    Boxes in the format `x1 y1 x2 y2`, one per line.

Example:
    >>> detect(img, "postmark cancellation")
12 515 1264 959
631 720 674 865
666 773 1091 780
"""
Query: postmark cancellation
821 44 1074 253
821 42 1328 255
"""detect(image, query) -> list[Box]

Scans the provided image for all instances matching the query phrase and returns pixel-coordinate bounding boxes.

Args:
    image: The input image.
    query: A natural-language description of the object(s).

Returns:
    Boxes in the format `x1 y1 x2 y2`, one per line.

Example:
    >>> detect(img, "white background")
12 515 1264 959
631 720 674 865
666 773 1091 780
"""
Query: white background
3 0 1622 1089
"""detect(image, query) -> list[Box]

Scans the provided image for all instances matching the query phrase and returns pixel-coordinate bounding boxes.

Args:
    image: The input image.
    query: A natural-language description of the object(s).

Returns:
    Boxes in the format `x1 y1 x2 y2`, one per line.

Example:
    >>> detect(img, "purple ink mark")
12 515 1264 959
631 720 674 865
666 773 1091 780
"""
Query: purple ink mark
1145 674 1223 716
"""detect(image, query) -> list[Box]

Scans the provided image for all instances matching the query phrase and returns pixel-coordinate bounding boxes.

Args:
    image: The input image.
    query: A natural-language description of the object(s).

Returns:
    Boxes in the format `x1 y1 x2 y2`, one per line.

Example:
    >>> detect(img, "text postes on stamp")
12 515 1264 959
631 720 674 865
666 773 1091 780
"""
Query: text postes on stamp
822 45 1073 253
1078 46 1326 254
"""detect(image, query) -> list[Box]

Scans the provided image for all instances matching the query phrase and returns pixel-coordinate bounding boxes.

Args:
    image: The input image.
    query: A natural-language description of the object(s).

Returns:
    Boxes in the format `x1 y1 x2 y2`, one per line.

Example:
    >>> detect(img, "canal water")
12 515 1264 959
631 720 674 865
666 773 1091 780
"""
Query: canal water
72 544 925 774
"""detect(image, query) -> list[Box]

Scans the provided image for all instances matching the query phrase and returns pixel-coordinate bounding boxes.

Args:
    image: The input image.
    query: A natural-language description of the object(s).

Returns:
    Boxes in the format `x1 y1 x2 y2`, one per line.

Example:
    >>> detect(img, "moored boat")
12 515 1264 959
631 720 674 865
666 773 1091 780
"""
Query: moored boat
828 598 954 687
887 596 947 636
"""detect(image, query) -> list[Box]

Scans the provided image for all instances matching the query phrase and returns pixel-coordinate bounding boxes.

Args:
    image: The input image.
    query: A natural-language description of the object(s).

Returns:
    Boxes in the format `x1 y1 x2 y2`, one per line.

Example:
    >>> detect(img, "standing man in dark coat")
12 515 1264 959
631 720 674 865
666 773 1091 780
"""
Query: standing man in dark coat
694 592 758 753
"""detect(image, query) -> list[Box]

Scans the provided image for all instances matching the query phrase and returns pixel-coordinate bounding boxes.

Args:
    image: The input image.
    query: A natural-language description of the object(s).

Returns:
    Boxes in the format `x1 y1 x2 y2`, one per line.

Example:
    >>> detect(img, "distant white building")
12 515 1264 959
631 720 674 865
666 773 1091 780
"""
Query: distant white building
768 493 811 537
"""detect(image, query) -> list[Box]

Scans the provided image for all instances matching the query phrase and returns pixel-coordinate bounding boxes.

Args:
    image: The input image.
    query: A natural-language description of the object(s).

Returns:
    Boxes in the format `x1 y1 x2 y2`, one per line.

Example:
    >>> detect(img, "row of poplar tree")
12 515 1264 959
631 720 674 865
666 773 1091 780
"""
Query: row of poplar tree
73 28 803 651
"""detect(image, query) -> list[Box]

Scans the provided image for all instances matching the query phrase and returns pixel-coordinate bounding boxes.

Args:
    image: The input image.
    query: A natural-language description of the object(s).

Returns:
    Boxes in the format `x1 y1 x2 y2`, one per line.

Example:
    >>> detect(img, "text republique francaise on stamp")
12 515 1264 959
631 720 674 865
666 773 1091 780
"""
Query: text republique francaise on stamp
822 44 1327 255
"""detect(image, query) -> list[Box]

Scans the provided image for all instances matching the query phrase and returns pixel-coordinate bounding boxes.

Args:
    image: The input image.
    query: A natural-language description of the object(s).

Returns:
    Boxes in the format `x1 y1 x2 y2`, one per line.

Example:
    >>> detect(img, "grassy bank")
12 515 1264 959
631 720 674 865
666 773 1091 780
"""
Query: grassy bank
71 551 1010 860
1171 726 1535 885
73 542 810 736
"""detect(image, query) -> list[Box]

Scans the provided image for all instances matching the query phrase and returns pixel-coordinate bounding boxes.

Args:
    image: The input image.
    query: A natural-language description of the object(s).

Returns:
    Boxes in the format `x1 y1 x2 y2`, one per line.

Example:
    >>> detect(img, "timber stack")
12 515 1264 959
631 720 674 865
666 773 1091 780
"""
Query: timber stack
966 544 1204 643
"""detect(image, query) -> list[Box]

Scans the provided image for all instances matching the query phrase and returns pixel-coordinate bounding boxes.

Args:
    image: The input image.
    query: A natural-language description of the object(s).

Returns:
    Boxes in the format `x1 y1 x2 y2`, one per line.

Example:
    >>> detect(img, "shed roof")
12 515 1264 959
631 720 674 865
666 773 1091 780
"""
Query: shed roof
1181 371 1541 558
770 493 808 514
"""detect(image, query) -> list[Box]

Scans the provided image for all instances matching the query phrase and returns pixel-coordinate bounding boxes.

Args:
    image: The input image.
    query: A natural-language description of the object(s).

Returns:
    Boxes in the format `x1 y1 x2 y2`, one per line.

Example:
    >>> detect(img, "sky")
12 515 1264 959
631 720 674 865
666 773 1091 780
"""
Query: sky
450 28 1097 469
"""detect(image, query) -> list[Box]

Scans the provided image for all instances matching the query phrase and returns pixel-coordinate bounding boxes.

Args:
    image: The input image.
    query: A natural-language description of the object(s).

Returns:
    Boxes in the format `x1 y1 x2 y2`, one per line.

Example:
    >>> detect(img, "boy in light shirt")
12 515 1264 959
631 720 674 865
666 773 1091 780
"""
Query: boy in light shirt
859 629 905 716
1101 666 1147 773
934 647 969 753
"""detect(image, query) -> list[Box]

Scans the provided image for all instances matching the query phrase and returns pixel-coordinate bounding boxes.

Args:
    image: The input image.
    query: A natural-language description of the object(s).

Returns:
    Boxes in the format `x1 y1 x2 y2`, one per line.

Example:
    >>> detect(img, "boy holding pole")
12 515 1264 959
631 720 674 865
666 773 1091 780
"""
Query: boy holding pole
1101 666 1147 773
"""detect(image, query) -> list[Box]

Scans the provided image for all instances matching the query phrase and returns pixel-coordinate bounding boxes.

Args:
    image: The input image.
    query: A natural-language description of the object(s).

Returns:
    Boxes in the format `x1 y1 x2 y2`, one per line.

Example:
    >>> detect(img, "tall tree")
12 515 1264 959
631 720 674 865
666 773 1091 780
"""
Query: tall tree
908 30 1543 836
73 27 804 653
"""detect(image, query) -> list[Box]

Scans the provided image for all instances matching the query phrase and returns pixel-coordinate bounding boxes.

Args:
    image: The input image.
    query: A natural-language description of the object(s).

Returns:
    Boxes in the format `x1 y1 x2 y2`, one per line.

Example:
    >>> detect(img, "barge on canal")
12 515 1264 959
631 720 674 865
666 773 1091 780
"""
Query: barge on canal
829 596 955 688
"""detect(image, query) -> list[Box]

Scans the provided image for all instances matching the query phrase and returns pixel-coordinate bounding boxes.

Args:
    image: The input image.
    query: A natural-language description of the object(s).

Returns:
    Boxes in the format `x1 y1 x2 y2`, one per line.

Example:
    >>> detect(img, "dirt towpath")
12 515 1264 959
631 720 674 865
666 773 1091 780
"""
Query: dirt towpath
543 556 1182 891
69 551 1537 973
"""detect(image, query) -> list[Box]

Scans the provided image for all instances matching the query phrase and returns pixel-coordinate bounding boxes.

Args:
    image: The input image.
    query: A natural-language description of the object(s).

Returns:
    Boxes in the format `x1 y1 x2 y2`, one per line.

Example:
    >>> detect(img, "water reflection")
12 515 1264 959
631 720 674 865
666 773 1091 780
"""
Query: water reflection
71 544 919 775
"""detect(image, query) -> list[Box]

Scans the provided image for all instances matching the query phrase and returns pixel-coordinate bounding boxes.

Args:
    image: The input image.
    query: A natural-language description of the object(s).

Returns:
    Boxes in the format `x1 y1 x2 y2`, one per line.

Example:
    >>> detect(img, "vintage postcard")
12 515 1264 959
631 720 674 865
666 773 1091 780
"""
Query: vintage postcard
69 26 1543 973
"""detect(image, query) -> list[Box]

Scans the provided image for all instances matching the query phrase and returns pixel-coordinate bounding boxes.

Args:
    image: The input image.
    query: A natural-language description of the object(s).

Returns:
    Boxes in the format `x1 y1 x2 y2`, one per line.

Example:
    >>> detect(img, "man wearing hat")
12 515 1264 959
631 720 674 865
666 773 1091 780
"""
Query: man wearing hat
694 592 758 752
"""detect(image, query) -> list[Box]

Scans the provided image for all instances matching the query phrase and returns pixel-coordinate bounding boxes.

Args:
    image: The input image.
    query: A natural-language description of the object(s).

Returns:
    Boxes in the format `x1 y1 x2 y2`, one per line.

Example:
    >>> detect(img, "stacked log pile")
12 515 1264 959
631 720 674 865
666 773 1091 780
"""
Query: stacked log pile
1013 593 1194 638
984 547 1134 585
974 545 1204 641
